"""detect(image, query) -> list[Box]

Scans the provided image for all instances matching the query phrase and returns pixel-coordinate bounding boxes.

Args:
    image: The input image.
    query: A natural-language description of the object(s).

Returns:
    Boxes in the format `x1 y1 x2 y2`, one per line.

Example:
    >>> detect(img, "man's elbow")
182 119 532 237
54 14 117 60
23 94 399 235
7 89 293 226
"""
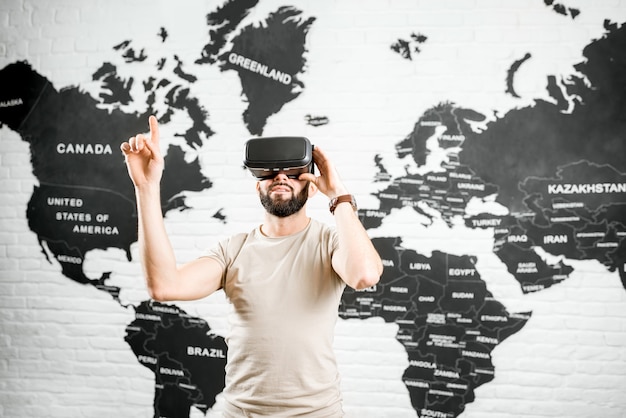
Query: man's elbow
148 288 167 302
350 271 381 290
146 281 173 302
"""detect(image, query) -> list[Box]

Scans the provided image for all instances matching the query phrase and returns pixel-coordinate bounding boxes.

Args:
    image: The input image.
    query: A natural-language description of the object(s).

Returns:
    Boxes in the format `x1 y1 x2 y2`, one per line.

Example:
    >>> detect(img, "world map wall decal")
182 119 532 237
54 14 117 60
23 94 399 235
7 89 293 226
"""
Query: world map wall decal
1 1 625 417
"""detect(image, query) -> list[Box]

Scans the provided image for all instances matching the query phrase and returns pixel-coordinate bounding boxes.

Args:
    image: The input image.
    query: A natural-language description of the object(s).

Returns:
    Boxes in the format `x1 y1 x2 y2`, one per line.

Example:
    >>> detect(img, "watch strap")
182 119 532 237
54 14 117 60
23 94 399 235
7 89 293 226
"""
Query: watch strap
329 194 357 214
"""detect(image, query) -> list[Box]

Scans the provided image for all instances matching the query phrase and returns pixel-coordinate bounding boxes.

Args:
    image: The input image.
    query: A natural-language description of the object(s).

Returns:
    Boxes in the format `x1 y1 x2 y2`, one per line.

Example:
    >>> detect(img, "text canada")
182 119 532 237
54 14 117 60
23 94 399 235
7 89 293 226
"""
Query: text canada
56 143 113 154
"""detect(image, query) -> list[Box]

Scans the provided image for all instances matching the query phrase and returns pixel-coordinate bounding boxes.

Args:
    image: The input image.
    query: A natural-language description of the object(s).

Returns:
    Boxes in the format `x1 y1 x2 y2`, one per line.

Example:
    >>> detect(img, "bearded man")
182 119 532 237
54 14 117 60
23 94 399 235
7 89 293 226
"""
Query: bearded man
121 116 383 417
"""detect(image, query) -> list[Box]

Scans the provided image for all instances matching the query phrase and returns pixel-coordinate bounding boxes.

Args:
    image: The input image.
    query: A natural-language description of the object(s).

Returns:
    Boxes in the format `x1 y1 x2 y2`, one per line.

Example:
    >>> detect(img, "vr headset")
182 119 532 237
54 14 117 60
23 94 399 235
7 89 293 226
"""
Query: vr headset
243 136 314 180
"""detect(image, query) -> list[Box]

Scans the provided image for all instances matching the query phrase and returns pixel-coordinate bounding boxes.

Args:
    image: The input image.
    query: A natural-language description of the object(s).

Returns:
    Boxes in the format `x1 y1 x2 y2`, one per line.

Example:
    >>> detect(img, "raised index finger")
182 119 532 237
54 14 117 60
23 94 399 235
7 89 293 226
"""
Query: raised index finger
148 115 160 146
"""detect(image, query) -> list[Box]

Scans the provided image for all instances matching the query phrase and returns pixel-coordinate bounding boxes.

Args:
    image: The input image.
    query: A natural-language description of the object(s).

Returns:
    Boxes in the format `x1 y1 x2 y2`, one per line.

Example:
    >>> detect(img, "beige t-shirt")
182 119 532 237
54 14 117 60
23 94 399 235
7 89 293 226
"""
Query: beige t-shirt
205 219 347 417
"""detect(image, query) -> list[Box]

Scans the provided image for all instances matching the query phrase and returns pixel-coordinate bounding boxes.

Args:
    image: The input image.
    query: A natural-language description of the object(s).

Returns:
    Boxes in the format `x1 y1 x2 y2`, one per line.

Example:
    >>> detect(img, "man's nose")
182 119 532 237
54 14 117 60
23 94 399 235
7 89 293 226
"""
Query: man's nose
272 172 290 181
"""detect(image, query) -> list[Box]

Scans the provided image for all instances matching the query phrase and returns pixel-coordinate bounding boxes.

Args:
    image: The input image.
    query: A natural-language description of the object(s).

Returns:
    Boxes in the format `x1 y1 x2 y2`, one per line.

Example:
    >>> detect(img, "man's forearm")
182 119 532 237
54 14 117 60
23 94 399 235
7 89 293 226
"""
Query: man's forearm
332 202 383 290
135 184 179 300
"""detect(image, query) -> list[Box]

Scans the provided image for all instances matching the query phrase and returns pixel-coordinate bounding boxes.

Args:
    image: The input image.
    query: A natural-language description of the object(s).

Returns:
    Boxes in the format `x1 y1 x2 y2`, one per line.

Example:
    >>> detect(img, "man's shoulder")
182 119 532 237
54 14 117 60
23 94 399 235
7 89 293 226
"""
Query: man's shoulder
309 218 332 230
307 218 337 243
227 230 254 245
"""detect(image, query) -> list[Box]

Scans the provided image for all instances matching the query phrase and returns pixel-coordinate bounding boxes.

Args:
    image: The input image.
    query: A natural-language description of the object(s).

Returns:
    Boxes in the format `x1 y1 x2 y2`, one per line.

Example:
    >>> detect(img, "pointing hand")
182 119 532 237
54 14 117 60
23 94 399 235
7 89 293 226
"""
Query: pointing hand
120 115 164 188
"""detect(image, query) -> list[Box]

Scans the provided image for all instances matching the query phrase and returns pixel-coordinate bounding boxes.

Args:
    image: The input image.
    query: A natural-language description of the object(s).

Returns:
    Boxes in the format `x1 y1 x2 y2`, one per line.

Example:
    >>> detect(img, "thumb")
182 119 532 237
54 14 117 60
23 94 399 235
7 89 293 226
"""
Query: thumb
298 173 317 184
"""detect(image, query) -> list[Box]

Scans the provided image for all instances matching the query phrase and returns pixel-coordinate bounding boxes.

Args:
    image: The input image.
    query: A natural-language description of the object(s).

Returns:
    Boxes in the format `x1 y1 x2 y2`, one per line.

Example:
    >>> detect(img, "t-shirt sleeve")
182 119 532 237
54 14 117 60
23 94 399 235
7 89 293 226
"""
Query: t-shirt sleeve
203 239 227 266
329 226 340 255
202 232 249 289
202 239 228 288
323 224 341 277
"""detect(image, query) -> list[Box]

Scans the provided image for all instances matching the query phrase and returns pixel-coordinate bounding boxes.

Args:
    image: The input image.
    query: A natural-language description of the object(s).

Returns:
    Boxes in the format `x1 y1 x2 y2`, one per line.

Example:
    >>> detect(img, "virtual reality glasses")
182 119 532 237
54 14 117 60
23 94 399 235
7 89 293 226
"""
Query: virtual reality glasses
243 136 314 180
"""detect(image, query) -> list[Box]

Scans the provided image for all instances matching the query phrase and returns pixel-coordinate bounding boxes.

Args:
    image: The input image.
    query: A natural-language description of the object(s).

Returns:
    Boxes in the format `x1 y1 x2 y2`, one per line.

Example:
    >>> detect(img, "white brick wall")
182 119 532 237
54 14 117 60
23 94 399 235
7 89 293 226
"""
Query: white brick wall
1 0 626 417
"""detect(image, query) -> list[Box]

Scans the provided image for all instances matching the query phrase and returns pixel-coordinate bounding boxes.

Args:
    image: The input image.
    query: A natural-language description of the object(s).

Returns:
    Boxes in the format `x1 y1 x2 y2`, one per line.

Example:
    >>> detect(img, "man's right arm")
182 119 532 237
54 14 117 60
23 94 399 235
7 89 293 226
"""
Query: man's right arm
135 182 223 301
122 116 223 301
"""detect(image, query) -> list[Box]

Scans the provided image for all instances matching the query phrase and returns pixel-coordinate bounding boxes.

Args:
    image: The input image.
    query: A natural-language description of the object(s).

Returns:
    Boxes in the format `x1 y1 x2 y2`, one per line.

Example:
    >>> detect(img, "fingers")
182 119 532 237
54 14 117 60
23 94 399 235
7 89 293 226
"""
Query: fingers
299 148 326 185
308 145 349 197
120 133 151 160
312 146 336 177
131 134 147 151
120 136 143 156
312 146 329 168
120 116 160 156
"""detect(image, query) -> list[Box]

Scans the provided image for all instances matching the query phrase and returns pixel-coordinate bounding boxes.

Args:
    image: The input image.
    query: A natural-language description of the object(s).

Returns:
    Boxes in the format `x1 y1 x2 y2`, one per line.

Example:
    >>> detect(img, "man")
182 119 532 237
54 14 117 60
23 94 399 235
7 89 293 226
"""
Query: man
121 116 383 417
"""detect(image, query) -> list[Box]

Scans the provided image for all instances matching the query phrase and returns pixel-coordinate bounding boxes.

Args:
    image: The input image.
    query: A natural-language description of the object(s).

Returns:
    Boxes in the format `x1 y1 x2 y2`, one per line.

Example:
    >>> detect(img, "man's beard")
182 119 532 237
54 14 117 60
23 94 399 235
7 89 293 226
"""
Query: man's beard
259 182 309 217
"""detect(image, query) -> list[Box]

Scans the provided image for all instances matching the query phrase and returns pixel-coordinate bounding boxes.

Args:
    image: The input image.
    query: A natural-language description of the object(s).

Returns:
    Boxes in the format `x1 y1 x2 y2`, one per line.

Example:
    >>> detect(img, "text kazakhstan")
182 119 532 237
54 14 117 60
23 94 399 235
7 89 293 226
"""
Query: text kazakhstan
548 183 626 194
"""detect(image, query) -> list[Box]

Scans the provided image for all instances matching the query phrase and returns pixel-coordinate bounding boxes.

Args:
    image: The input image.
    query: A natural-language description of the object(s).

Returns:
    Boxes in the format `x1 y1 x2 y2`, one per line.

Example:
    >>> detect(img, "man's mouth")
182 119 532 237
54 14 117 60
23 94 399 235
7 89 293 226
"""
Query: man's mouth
269 182 293 193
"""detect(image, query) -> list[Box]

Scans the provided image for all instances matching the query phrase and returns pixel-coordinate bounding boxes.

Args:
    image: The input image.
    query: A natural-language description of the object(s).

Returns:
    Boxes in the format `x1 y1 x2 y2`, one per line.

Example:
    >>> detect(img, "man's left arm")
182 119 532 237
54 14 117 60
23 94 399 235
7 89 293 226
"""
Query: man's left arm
331 202 383 290
299 146 383 290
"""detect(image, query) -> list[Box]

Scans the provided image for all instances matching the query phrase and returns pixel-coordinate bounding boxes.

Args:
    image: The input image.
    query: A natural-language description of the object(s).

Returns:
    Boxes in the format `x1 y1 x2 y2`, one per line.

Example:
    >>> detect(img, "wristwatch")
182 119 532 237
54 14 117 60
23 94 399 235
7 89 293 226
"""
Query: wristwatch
329 194 357 214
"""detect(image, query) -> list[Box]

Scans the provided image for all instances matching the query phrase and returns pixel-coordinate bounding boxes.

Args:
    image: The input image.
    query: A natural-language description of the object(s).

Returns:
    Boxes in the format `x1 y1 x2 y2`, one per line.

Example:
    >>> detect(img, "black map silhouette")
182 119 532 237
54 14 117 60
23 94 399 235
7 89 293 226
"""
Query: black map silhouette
1 1 625 416
0 2 318 416
351 18 626 417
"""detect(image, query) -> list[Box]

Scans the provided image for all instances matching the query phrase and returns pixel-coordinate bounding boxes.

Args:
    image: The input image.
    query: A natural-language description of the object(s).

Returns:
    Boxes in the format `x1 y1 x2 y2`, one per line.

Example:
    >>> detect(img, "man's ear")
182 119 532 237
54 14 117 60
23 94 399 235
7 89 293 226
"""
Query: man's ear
308 181 318 197
255 181 261 193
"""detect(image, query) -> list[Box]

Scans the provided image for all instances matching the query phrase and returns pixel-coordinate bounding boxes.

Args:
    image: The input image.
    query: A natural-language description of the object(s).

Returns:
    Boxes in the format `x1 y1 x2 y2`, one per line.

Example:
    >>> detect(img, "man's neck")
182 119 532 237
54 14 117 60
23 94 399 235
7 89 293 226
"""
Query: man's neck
260 210 310 237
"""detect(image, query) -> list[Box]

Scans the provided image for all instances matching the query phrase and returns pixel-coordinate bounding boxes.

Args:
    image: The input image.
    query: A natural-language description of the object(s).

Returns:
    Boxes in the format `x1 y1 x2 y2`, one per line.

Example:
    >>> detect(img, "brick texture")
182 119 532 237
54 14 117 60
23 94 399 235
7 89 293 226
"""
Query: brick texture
1 1 626 417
